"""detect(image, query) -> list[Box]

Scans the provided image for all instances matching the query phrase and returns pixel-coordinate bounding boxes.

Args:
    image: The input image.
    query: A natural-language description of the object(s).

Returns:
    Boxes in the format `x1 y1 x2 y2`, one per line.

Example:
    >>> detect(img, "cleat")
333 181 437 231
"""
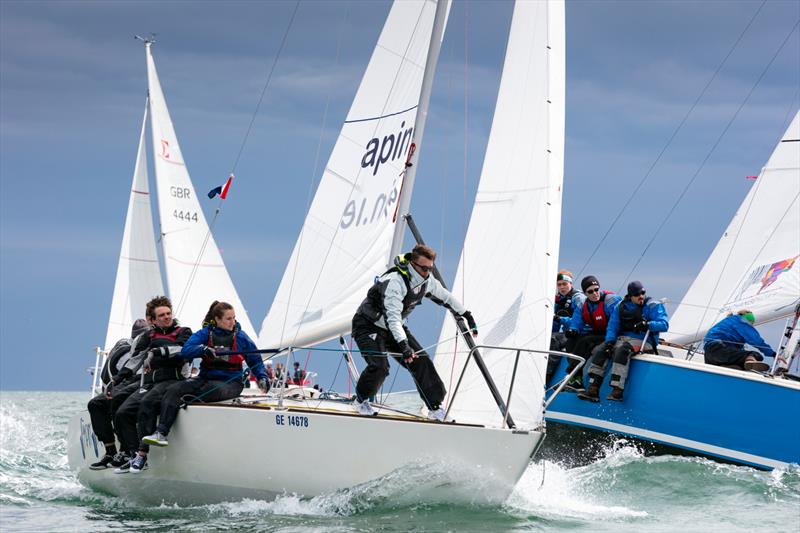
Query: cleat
129 454 148 473
142 431 169 447
353 399 376 416
89 454 115 470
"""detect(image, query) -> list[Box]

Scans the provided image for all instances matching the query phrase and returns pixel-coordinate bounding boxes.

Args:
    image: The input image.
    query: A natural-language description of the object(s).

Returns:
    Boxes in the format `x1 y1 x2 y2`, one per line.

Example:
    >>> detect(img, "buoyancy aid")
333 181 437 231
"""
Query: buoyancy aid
582 291 613 333
146 323 190 382
357 255 427 321
554 288 578 318
201 326 244 372
619 296 651 332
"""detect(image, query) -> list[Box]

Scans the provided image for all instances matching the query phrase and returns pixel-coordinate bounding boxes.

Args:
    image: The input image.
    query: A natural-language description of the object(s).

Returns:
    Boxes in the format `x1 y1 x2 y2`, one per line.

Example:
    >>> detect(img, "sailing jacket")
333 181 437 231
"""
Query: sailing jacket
605 296 669 347
180 323 268 382
355 254 467 344
704 315 776 359
553 289 585 332
113 322 192 384
569 292 622 334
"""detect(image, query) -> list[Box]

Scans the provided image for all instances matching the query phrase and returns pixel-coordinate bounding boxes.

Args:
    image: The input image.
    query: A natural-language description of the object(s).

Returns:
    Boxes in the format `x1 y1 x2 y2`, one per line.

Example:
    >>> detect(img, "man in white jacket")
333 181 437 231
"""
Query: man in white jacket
351 244 477 421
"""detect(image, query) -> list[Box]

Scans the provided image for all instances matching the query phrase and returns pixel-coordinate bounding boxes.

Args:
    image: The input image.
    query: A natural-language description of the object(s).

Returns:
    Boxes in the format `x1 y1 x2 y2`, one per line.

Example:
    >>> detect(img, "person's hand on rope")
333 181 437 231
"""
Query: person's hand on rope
462 311 478 337
633 321 649 333
201 346 216 363
399 340 416 364
565 329 579 339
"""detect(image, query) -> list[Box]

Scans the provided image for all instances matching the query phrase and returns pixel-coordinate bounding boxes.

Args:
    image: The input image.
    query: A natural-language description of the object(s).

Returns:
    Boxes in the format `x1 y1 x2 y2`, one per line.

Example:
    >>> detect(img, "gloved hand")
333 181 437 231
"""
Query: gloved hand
565 329 579 339
149 346 169 358
103 382 113 399
633 321 649 333
257 378 269 393
604 341 616 354
462 311 478 336
398 340 416 364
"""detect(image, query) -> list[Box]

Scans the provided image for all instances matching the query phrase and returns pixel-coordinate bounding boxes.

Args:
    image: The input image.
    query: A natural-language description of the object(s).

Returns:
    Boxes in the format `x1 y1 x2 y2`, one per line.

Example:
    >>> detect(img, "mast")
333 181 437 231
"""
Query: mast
387 0 450 261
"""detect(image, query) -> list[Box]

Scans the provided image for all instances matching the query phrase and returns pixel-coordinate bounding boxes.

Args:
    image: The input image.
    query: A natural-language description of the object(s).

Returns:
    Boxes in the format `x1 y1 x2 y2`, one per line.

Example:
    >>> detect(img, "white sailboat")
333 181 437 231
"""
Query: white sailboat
69 0 569 504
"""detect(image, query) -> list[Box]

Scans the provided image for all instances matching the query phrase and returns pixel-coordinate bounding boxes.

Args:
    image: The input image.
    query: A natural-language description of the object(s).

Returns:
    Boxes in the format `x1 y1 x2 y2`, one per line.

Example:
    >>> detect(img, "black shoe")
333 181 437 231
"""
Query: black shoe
89 454 115 470
110 451 130 468
114 460 131 474
563 377 585 393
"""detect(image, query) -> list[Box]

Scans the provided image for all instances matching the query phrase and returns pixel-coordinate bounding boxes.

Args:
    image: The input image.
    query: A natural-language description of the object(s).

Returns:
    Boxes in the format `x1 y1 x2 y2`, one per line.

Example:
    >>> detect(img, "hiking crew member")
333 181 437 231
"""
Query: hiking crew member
351 244 477 421
87 318 150 469
546 269 586 386
559 276 622 392
137 301 269 471
704 310 775 372
113 297 191 473
579 281 669 402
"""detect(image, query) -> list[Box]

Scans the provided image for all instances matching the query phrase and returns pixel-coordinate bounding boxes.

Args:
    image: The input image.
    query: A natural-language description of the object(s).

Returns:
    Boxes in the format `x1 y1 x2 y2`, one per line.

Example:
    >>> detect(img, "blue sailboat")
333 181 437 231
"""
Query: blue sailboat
546 111 800 470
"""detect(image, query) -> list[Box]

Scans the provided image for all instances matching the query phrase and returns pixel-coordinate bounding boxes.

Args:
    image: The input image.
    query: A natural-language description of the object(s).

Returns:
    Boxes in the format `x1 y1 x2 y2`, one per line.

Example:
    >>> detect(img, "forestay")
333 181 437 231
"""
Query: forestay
145 43 255 336
666 111 800 345
433 0 565 429
104 103 164 351
259 0 448 349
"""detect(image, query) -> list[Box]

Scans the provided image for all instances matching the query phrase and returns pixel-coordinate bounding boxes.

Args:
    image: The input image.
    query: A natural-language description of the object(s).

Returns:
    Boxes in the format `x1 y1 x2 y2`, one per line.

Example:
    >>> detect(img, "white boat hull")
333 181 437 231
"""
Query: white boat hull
68 399 543 505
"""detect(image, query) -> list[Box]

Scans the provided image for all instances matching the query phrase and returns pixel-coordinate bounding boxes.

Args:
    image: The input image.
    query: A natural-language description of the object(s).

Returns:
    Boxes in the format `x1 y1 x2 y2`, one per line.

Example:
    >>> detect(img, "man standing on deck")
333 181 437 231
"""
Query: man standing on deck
350 244 477 421
578 280 668 402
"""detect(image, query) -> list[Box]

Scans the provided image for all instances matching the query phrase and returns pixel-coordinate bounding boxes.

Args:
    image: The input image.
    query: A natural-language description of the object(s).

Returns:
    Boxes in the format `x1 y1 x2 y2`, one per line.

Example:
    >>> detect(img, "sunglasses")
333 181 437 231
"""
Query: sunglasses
632 291 646 297
586 287 600 295
412 261 433 273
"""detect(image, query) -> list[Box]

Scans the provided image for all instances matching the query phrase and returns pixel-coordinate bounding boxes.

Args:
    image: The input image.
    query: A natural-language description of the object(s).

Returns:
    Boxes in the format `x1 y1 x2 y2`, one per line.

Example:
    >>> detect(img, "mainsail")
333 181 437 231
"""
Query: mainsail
104 103 165 351
259 0 449 349
433 0 565 429
145 42 255 336
666 111 800 345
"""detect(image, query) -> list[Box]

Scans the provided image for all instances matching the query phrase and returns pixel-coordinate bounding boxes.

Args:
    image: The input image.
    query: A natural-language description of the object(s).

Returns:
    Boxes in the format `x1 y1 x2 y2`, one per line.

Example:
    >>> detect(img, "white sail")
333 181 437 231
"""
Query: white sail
104 103 165 351
433 0 566 429
666 111 800 345
145 43 255 336
260 0 449 349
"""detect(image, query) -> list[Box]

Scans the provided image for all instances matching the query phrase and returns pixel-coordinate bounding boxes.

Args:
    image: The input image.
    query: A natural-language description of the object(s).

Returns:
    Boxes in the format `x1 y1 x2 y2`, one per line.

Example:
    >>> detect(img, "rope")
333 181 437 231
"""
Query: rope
576 0 769 278
618 18 800 292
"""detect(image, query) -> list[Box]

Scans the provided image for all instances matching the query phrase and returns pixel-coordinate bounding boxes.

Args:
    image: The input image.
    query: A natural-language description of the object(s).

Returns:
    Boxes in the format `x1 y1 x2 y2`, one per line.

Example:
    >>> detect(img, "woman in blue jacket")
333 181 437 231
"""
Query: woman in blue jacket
134 301 269 466
703 310 775 372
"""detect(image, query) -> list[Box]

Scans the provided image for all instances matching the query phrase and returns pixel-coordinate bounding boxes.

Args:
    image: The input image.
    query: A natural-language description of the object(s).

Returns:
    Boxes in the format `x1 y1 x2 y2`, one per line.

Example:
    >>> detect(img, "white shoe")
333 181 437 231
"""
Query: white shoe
353 399 376 416
428 407 451 422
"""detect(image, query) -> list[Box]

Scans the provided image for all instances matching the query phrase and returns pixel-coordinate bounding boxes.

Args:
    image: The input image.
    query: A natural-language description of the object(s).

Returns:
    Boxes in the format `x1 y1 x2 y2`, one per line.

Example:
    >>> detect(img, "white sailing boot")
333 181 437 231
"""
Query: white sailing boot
428 407 452 422
353 399 376 416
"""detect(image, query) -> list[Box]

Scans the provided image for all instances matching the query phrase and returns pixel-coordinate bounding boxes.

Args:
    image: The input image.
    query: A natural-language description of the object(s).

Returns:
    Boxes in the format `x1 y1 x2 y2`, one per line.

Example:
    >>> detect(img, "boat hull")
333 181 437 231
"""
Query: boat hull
68 400 543 505
545 354 800 470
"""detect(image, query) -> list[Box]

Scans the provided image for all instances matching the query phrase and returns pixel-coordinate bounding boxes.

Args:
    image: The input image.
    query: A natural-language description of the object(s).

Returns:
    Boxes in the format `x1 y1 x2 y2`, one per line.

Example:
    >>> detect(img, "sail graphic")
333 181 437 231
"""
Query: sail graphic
666 111 800 345
104 103 165 351
433 0 566 429
145 43 255 336
259 0 449 349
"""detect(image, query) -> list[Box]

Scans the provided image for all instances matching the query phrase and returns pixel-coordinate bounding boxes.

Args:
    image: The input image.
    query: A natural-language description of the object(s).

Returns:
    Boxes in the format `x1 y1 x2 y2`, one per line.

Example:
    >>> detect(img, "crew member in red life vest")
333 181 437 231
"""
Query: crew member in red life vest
134 301 269 473
291 361 307 385
579 280 669 402
546 269 586 387
560 276 622 392
113 296 192 473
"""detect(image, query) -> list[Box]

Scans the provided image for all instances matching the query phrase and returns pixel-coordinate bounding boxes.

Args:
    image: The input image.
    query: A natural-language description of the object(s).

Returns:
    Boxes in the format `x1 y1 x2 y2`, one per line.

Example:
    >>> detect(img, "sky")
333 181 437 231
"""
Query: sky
1 0 798 391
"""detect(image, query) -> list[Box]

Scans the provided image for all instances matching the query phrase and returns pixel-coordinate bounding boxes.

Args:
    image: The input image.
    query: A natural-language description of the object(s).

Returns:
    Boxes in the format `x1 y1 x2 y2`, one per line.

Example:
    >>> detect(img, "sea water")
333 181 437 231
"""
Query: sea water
1 391 798 532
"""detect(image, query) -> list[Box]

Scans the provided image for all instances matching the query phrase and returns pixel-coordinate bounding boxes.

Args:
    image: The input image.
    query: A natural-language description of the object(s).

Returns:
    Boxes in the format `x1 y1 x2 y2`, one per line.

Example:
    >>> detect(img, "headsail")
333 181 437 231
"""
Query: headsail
145 43 255 336
433 0 566 429
259 0 449 349
665 111 800 345
104 102 165 351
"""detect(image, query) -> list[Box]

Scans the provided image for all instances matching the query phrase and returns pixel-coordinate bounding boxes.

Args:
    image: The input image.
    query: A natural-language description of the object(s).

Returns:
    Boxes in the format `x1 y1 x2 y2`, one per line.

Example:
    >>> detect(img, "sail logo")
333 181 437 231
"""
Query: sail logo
360 121 414 176
161 139 170 160
78 417 99 460
759 256 798 293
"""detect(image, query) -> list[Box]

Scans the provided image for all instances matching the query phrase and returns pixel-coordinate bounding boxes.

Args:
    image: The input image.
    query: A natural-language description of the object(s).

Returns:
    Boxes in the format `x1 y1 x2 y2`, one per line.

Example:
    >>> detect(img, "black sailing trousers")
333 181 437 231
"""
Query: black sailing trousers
156 378 244 437
87 380 141 446
352 314 446 411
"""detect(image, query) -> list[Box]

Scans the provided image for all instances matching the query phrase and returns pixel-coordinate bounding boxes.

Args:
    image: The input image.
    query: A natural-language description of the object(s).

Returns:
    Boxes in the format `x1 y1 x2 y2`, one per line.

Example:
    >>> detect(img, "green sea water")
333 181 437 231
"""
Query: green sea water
1 391 798 532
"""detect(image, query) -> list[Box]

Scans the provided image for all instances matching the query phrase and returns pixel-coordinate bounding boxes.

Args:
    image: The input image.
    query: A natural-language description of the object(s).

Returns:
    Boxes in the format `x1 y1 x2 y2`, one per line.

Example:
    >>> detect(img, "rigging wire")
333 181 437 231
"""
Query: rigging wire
618 18 800 294
575 0 769 279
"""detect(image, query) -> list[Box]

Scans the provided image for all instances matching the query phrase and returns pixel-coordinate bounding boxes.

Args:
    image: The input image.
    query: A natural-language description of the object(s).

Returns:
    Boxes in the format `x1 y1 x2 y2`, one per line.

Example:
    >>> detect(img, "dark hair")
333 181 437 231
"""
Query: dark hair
146 296 172 320
410 244 436 262
203 300 234 326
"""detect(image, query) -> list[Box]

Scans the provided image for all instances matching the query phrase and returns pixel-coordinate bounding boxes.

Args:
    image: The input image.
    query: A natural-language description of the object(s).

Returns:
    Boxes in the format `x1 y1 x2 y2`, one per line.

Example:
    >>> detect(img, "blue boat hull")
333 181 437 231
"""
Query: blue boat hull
545 354 800 470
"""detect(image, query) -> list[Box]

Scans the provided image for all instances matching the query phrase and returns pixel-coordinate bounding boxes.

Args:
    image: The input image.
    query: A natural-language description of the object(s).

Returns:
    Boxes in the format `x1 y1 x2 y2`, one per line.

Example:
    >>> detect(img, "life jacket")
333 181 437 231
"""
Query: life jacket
554 288 578 318
582 291 614 333
619 296 651 332
201 326 244 372
357 255 427 321
146 323 189 382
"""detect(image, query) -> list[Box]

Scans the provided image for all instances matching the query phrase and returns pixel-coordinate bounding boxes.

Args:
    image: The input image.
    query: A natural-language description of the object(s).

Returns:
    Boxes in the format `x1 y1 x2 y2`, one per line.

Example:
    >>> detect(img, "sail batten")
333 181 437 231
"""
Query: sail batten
145 43 255 336
104 101 164 351
666 112 800 345
433 0 566 430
